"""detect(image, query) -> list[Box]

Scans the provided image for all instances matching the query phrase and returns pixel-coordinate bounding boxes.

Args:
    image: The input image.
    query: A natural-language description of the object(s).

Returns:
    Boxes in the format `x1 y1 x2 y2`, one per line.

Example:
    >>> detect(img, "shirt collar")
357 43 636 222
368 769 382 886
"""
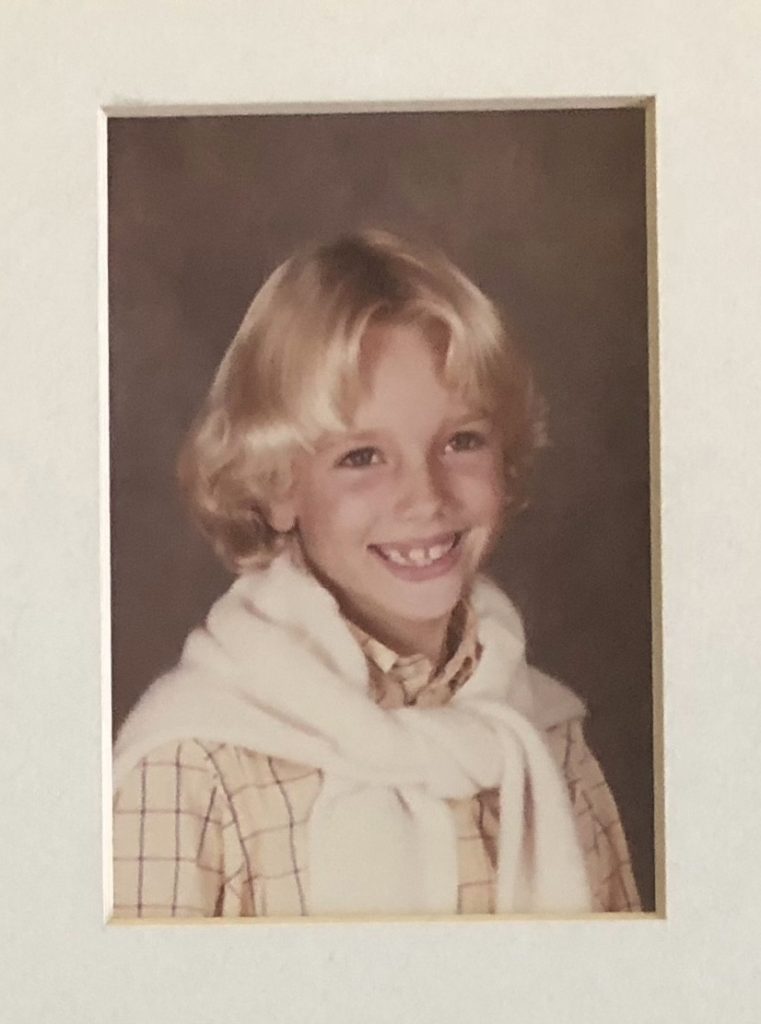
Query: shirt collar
347 601 481 710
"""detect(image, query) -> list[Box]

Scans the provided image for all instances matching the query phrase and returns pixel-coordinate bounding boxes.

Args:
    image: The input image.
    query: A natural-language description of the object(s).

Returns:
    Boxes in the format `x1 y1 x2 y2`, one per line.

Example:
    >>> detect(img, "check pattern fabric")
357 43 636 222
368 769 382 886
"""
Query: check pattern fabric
113 609 640 918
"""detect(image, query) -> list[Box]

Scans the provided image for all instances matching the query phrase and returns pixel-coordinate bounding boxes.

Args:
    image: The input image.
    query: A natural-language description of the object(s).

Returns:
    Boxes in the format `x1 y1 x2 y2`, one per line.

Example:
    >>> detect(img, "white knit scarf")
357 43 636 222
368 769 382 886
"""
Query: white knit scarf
113 555 591 915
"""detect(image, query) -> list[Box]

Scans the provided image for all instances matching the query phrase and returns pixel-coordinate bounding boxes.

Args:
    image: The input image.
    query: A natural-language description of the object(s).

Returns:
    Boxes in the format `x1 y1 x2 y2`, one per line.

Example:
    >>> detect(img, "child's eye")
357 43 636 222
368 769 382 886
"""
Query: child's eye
336 446 383 468
445 430 487 453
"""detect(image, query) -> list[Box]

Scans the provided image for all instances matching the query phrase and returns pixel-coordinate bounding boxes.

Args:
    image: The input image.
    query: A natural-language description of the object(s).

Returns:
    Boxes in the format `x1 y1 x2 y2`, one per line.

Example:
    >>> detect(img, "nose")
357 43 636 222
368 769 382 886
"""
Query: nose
394 455 448 521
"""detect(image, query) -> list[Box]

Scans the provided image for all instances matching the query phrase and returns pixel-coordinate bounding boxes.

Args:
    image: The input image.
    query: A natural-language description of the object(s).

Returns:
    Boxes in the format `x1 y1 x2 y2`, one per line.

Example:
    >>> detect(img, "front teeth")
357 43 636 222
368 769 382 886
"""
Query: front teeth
387 549 412 566
380 536 456 567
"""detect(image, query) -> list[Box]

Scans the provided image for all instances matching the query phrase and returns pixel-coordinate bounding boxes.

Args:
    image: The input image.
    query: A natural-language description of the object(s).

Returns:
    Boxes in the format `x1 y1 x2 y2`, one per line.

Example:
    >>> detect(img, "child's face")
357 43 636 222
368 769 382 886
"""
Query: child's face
270 322 506 655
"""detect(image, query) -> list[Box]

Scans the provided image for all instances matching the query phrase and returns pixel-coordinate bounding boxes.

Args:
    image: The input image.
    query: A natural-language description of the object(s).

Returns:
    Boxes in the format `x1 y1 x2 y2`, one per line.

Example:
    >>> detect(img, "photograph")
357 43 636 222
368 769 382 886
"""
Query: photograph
108 106 655 919
6 0 761 1020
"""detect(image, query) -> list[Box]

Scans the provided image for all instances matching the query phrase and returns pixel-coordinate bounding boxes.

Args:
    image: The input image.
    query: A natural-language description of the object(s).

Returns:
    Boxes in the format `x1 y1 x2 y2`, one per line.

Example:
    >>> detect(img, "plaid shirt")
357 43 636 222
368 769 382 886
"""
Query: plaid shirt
113 608 640 917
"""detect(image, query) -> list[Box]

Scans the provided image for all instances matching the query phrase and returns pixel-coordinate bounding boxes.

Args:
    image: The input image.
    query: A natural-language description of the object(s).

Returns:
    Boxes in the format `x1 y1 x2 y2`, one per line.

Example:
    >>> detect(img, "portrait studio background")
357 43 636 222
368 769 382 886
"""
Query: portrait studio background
108 107 654 910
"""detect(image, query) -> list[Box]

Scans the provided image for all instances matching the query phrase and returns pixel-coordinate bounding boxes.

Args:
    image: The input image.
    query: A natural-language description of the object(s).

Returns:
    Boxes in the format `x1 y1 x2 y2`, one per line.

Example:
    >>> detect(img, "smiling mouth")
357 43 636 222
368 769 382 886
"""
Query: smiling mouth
370 532 462 568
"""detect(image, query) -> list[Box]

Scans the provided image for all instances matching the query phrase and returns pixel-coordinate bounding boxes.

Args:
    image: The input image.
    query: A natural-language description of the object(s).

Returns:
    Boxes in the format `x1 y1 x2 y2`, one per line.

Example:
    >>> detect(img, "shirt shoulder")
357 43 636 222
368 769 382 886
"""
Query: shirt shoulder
112 739 316 918
113 738 308 805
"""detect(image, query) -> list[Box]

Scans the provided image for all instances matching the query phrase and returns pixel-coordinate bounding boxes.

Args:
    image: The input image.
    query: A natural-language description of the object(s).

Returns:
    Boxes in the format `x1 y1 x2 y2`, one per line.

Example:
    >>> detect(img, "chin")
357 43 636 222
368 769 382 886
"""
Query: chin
389 580 465 621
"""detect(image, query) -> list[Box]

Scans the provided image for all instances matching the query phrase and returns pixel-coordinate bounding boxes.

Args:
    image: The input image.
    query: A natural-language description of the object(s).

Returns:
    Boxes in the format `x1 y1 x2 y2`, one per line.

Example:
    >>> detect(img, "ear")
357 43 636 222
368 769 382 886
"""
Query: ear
267 495 297 534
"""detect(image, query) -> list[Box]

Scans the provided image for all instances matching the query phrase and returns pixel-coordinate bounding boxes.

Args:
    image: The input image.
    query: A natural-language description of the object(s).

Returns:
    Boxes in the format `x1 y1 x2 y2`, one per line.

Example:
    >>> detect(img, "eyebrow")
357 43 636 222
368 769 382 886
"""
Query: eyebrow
315 429 380 453
317 414 493 450
442 412 492 429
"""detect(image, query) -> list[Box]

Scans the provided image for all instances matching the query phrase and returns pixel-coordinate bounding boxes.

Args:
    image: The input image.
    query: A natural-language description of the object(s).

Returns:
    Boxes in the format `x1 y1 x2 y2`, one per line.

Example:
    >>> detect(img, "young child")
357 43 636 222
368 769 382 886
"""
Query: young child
112 230 640 918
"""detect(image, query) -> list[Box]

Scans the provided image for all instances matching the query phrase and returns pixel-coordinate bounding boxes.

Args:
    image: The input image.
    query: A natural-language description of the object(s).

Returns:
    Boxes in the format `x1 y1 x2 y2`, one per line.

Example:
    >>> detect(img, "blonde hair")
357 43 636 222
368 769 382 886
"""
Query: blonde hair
179 229 545 571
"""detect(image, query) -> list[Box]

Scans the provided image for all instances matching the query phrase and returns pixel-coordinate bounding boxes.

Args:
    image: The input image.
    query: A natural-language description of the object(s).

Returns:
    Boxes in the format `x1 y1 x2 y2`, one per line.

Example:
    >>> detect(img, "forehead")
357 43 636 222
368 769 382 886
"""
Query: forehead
355 321 477 422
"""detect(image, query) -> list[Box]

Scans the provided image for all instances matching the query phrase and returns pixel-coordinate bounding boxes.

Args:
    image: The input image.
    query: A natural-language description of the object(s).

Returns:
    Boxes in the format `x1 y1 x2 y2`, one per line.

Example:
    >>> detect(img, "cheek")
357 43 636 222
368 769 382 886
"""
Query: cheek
445 459 506 520
298 474 387 542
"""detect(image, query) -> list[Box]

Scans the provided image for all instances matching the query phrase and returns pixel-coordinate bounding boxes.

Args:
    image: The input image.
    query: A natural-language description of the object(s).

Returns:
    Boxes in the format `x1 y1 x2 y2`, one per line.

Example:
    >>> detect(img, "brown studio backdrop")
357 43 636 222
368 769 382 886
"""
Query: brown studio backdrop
108 108 654 909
